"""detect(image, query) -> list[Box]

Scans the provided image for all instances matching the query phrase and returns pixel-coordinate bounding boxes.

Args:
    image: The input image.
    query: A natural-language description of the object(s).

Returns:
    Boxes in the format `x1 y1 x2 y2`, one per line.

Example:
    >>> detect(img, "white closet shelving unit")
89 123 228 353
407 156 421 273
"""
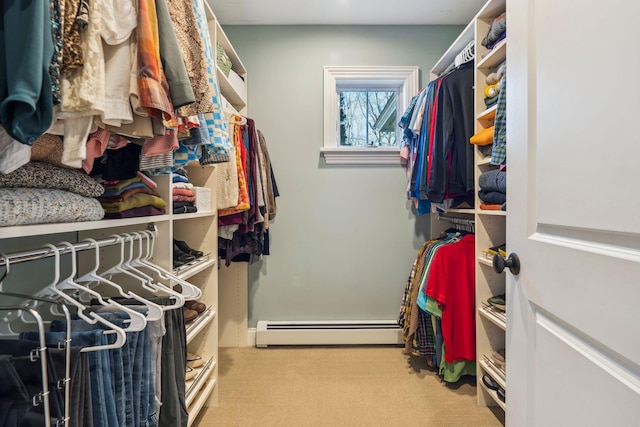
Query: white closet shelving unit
209 5 251 350
473 0 506 411
0 3 248 425
428 0 507 412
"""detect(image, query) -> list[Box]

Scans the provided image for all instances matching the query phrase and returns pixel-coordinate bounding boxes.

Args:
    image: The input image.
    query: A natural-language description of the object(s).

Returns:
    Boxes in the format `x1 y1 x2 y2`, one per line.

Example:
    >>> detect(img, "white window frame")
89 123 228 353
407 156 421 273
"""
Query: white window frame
321 66 419 165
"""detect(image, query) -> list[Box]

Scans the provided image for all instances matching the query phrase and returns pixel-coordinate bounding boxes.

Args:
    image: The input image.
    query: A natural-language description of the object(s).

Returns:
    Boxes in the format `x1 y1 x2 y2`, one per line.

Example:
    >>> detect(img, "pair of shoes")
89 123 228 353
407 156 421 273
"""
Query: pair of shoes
185 300 206 314
187 352 206 368
487 294 506 312
482 374 506 403
482 374 500 391
183 306 198 323
174 239 204 258
487 243 506 257
186 366 198 381
173 242 196 269
490 349 506 371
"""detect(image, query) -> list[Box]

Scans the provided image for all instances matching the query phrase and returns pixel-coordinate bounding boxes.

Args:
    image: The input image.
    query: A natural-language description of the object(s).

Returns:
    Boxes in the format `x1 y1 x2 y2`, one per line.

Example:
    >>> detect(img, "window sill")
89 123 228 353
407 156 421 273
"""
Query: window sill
320 147 403 165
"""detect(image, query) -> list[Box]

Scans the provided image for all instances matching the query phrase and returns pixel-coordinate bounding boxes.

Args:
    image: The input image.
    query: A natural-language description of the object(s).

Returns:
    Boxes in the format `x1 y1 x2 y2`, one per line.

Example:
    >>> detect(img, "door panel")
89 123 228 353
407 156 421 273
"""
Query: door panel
507 0 640 425
532 0 640 235
535 312 640 426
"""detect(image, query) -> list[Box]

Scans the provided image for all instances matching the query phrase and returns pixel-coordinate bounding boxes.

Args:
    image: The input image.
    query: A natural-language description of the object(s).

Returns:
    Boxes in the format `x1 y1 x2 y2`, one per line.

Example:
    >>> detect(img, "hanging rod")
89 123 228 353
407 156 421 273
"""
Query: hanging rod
438 214 475 231
0 223 157 267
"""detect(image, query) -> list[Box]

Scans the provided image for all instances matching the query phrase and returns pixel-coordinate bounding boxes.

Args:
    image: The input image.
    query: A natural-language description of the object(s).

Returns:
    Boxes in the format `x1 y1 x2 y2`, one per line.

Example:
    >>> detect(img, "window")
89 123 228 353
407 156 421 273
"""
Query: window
339 89 397 147
322 66 419 164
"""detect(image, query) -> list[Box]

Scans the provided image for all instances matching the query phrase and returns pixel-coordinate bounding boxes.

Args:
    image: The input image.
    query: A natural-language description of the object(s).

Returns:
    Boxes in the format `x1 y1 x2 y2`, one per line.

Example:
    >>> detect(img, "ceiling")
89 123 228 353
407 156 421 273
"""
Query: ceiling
209 0 487 25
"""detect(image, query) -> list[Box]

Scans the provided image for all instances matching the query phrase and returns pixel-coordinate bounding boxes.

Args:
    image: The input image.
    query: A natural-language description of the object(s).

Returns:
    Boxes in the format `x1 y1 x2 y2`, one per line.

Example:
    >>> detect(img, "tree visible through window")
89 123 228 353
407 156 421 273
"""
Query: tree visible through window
339 89 397 147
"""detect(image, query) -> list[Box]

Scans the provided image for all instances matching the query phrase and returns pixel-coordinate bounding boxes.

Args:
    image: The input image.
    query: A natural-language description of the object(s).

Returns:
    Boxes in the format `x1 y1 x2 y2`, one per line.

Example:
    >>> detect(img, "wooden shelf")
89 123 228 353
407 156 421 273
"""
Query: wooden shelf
477 39 507 70
186 308 216 344
440 208 476 214
479 379 506 411
478 256 494 267
186 357 217 406
185 358 218 426
0 215 171 239
480 356 506 387
217 67 246 111
477 105 497 121
172 211 216 221
430 20 475 76
477 156 492 166
477 210 506 216
479 303 507 331
176 257 216 281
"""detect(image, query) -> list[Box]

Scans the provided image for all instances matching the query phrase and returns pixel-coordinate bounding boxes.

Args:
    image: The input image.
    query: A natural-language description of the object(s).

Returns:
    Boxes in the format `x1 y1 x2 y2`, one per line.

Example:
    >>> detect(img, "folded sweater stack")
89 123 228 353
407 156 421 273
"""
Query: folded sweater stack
478 168 506 208
172 170 197 214
99 175 166 219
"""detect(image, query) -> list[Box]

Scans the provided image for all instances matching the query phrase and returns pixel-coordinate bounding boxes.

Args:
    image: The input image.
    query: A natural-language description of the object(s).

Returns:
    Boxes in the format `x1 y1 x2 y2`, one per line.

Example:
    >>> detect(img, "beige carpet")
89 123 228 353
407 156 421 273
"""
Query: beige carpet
193 346 504 427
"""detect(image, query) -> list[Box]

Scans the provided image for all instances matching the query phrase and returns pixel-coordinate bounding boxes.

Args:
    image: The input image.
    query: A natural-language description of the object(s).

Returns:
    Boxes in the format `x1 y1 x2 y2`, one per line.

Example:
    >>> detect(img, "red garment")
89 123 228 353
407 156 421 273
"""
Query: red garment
424 234 475 363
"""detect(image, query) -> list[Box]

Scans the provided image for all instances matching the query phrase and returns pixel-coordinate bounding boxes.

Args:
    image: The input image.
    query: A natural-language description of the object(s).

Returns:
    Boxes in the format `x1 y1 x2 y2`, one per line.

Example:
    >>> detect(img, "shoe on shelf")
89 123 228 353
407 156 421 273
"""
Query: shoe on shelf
174 239 204 258
187 352 206 368
185 300 206 314
482 374 499 391
174 242 196 265
487 294 506 312
487 244 507 258
183 307 198 323
490 349 506 371
185 366 198 381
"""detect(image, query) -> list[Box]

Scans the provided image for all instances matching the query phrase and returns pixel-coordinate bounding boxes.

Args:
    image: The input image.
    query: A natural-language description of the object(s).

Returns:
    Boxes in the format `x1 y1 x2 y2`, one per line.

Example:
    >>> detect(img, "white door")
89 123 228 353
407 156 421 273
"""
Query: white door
506 0 640 425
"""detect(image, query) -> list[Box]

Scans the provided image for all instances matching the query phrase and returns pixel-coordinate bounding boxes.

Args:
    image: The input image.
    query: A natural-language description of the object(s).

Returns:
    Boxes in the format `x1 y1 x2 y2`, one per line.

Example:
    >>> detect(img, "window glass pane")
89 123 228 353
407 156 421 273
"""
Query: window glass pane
339 90 397 147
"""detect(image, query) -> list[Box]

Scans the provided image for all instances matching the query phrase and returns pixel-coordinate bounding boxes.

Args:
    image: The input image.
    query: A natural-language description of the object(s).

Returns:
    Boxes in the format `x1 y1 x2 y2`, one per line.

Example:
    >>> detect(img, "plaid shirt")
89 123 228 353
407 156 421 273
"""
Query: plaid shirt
491 74 507 165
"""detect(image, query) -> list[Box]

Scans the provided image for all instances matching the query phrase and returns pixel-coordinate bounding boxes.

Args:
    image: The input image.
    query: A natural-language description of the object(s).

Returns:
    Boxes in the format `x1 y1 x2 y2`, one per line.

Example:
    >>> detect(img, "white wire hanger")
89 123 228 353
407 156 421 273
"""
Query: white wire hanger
53 241 147 333
100 234 184 311
74 238 164 321
454 40 475 67
131 230 201 300
36 244 126 353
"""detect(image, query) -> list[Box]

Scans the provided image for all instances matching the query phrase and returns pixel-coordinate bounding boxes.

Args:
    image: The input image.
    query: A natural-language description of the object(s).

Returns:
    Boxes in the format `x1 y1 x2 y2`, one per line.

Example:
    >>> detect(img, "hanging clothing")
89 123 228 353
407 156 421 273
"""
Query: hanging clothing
399 232 476 380
0 0 54 145
400 62 475 211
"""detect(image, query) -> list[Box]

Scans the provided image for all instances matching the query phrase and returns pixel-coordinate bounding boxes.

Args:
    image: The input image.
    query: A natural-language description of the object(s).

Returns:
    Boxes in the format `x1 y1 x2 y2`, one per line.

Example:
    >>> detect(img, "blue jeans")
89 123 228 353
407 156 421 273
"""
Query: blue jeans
92 306 158 427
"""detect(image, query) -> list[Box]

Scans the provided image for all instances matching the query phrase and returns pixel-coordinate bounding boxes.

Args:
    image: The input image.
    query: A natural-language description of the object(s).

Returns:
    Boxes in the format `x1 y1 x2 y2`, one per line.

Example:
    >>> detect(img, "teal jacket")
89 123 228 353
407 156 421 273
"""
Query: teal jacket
0 1 54 145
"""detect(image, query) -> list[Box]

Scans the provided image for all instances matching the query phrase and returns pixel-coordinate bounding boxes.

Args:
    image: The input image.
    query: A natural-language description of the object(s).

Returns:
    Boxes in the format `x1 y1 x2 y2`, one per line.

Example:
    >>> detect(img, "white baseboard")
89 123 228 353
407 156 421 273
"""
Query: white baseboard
247 328 257 347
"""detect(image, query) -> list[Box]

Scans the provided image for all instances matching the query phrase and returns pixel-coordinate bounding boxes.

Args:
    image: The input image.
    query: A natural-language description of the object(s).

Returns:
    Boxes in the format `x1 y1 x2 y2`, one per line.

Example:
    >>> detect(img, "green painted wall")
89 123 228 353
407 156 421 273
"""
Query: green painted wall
223 25 463 327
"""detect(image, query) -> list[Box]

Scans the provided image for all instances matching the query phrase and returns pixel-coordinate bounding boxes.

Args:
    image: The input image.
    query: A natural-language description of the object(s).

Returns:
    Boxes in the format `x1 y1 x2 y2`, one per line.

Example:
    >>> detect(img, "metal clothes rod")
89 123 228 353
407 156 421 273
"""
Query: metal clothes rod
0 224 157 267
438 214 475 231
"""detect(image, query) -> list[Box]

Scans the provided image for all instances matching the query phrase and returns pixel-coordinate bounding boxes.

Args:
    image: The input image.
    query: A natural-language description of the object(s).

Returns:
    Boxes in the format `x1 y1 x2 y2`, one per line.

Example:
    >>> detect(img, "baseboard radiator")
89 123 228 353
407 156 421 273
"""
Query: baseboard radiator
255 320 403 347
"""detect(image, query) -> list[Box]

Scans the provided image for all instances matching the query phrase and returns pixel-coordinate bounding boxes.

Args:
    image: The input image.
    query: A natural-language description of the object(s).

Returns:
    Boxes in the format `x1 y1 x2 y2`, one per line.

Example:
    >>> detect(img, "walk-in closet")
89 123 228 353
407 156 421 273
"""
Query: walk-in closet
1 0 638 426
